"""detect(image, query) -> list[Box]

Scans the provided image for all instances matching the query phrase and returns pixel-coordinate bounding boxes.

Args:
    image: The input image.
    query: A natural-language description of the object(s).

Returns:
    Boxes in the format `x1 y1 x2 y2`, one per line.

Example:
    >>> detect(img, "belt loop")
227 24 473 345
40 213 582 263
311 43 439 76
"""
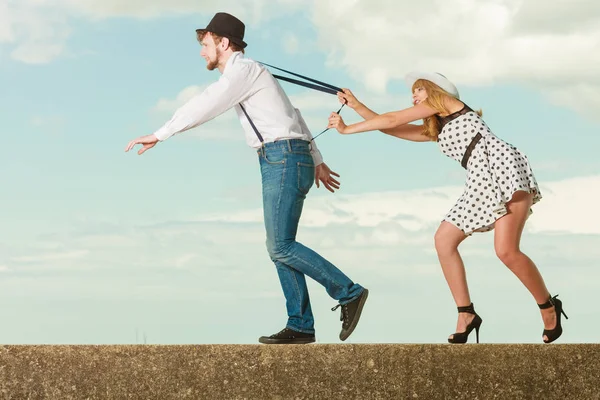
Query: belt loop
287 139 292 152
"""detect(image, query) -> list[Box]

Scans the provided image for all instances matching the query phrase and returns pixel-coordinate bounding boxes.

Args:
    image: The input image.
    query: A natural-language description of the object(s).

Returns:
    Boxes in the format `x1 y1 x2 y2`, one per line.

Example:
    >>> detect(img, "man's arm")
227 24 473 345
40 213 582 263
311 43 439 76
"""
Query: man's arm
309 140 324 166
294 108 323 166
294 108 341 193
126 65 255 155
153 66 255 141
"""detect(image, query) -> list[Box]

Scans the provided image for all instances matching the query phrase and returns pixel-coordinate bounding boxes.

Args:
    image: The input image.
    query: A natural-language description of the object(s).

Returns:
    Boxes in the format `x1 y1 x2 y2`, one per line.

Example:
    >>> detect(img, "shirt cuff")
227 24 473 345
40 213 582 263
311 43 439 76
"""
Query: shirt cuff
310 146 324 166
153 125 173 141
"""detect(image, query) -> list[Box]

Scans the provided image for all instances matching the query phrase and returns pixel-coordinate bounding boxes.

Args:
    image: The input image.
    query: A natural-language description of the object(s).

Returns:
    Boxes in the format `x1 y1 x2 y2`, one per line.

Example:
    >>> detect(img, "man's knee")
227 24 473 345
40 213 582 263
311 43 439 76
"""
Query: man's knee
266 239 276 259
267 239 294 261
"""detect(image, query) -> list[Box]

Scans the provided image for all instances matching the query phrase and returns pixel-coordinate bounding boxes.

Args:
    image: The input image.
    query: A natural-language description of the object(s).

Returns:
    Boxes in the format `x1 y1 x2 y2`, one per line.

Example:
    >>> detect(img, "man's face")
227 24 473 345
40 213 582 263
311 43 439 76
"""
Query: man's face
200 34 221 71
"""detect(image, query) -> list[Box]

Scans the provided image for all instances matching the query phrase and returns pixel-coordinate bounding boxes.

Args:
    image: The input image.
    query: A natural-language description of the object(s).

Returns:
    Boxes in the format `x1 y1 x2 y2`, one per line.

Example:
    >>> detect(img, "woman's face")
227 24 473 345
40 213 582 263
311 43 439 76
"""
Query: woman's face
412 86 428 106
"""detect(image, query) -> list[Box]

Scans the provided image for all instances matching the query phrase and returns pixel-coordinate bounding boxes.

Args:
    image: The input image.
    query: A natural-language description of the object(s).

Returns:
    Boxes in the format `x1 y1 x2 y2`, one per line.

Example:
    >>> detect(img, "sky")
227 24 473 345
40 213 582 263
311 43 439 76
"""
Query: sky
1 0 599 345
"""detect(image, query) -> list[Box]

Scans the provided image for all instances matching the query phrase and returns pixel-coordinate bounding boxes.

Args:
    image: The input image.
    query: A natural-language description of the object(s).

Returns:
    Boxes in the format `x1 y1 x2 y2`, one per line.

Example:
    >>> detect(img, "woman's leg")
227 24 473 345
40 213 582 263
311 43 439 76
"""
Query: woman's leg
434 221 472 339
493 190 555 341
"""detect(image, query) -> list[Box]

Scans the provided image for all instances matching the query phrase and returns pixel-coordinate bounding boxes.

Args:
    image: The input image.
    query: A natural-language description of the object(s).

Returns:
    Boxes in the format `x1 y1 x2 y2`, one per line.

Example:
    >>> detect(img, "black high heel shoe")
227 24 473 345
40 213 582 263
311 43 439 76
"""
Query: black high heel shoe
538 294 568 344
448 303 483 344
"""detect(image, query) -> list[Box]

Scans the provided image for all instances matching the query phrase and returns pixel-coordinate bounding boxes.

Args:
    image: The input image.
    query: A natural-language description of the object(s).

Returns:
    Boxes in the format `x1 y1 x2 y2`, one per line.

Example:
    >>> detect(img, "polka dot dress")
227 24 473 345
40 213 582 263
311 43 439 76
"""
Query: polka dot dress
437 104 542 235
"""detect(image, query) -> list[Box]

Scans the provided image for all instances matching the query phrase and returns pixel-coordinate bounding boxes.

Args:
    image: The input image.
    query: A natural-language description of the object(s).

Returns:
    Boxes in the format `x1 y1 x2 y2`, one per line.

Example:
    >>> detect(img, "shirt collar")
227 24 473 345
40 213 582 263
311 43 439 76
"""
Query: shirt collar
223 51 243 74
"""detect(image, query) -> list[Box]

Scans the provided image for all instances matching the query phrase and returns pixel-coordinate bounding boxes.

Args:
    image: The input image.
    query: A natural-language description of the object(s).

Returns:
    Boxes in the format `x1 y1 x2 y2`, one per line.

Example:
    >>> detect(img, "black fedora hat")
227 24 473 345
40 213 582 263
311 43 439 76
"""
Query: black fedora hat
196 12 247 49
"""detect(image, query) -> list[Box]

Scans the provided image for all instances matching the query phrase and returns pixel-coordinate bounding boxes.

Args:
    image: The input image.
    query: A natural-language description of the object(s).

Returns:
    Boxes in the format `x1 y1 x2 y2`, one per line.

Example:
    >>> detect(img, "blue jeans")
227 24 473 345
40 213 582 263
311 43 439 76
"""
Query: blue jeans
258 139 364 334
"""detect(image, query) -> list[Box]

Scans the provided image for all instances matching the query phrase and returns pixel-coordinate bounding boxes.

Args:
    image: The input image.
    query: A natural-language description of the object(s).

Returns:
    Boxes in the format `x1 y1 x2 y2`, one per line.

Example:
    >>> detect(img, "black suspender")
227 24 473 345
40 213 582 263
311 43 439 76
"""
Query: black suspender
257 61 344 96
239 103 263 143
239 62 346 144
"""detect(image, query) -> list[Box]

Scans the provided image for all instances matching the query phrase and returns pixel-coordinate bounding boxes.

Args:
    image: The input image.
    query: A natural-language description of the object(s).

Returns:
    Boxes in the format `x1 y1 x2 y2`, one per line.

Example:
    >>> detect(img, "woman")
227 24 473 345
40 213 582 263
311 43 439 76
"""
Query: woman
327 72 567 344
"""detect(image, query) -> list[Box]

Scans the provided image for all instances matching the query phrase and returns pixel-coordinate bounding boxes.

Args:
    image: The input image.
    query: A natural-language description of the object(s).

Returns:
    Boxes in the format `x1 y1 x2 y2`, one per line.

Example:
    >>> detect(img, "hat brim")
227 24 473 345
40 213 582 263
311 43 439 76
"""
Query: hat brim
195 29 247 49
405 71 460 99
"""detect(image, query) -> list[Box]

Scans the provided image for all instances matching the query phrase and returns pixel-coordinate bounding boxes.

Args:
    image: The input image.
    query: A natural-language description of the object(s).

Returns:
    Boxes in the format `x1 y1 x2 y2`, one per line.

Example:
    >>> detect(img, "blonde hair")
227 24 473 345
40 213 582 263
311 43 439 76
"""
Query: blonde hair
412 79 482 140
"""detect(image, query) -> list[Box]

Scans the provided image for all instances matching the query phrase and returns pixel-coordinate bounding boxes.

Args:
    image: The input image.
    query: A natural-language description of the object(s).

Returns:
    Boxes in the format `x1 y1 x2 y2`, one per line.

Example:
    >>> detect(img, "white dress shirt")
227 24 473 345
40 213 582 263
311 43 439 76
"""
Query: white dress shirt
153 52 324 165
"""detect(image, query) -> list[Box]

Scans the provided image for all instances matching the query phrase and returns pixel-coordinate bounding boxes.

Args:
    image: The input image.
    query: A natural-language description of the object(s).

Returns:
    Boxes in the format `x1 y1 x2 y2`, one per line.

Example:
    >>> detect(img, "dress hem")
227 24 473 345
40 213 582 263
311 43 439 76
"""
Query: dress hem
444 186 542 236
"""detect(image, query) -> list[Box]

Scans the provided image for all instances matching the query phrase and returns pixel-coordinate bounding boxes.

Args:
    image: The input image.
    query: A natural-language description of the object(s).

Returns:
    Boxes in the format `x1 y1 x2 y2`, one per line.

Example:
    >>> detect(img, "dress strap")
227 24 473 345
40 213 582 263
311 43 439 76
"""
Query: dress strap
436 103 474 129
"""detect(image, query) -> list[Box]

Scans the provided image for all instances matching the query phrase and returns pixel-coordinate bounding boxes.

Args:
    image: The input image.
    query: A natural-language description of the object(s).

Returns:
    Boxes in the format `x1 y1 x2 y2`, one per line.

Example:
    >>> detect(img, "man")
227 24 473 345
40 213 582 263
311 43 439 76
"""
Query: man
125 12 368 344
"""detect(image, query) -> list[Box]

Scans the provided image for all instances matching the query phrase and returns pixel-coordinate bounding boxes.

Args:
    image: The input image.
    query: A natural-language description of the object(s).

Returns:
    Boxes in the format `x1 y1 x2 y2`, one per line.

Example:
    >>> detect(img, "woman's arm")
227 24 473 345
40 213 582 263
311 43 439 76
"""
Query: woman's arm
382 124 432 142
337 89 432 142
337 89 379 120
343 103 437 134
328 103 437 137
352 103 378 121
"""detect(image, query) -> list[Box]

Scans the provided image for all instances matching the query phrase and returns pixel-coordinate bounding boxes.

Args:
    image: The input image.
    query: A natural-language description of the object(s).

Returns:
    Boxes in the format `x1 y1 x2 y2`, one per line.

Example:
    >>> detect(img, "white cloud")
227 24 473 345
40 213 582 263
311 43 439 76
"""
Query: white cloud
0 1 15 43
11 249 89 264
152 85 207 114
527 175 600 234
62 0 299 21
4 0 598 119
1 0 301 63
544 84 600 123
194 174 600 236
2 1 72 64
510 0 600 34
311 0 600 118
172 253 198 268
282 32 299 55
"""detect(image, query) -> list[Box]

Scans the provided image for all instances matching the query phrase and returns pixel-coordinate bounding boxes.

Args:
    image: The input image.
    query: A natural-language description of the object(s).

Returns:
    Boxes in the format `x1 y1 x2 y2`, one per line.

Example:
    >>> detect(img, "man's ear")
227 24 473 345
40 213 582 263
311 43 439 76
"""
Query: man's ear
221 37 231 50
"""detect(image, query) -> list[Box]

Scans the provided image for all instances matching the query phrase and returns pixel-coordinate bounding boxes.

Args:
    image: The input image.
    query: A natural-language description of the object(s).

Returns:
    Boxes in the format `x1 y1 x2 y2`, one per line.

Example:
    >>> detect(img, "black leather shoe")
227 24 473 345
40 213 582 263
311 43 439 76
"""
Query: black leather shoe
258 327 316 344
332 288 369 341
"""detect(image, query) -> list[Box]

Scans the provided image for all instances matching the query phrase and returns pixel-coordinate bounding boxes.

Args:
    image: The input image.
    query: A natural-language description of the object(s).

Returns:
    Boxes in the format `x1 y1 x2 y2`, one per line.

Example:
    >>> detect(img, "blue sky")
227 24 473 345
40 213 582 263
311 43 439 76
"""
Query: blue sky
1 0 599 344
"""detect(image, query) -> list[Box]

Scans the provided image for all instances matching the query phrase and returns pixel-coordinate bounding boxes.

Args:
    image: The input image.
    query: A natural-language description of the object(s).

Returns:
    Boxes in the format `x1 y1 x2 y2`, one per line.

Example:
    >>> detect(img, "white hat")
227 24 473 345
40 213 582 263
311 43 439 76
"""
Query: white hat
404 71 460 99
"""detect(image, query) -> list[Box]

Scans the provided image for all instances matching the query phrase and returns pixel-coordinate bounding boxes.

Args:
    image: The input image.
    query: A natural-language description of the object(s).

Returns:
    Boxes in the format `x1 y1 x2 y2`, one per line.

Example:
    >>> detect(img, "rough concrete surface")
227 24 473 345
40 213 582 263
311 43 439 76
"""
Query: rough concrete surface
0 344 599 399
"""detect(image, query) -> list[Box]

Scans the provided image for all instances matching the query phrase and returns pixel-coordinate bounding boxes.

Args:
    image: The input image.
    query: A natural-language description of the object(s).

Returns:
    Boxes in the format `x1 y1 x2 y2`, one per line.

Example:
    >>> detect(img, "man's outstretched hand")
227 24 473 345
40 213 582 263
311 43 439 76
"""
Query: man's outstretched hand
125 134 159 155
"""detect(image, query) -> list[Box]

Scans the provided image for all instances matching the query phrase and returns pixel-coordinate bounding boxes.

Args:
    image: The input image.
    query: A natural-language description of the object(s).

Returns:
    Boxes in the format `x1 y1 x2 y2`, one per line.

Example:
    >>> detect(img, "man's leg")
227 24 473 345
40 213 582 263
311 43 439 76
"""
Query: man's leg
259 145 315 335
273 260 315 333
258 140 367 342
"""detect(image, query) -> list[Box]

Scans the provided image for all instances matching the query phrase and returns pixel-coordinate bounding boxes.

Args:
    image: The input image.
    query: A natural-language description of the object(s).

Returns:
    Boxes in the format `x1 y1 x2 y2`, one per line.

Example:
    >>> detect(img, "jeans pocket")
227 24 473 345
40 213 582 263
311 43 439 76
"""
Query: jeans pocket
297 162 314 195
263 150 285 165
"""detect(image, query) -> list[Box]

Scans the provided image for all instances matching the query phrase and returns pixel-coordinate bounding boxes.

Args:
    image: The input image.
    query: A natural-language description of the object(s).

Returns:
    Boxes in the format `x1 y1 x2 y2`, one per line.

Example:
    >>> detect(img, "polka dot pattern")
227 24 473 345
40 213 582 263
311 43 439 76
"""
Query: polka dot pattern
437 110 542 235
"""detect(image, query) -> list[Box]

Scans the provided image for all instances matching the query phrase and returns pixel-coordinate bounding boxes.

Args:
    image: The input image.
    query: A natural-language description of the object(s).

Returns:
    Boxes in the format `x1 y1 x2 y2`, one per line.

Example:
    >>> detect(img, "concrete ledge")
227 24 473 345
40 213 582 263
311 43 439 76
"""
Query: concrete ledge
1 344 599 399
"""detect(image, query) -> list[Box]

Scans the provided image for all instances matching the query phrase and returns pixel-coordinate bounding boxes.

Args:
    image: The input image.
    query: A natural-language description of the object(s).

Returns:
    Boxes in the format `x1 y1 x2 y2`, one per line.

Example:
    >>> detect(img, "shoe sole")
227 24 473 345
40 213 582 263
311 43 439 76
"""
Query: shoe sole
340 288 369 341
258 337 316 345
